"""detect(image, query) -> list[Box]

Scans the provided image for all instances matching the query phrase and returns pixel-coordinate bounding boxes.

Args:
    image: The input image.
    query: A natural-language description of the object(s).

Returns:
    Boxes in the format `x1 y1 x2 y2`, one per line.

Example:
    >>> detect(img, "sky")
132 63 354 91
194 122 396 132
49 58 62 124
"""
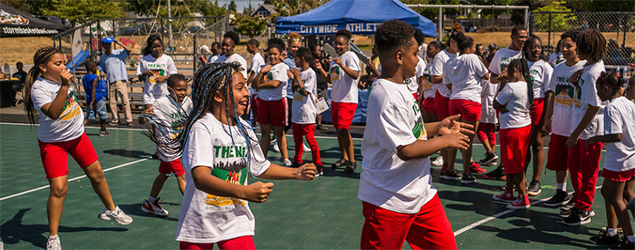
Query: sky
216 0 265 13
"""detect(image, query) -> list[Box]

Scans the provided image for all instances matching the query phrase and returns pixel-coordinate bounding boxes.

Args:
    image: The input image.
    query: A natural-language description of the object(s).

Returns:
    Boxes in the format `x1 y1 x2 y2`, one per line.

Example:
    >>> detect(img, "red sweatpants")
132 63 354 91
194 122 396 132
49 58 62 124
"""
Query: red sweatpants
477 123 497 148
361 194 457 250
179 236 255 250
292 123 322 165
568 139 603 211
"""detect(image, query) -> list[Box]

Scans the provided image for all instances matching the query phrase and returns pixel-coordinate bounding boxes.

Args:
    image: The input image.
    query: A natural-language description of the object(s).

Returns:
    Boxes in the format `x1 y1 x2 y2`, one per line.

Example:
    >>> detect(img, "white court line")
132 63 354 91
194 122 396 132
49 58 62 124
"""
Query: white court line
453 186 602 236
0 158 149 201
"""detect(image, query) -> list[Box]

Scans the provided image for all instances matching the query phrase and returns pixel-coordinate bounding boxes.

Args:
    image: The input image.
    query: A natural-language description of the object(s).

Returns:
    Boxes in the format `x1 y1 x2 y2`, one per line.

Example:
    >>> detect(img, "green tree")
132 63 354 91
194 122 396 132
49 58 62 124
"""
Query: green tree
228 0 238 13
533 1 577 32
45 0 123 26
233 14 268 38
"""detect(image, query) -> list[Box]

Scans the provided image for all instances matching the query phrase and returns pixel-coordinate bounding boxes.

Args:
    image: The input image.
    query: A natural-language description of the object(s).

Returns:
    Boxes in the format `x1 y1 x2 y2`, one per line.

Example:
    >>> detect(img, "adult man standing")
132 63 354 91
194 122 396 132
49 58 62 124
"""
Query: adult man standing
100 37 133 126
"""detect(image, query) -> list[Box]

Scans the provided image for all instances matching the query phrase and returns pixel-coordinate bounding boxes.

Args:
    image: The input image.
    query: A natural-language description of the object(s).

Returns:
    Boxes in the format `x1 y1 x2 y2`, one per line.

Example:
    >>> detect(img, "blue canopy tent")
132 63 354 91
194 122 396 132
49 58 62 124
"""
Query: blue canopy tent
275 0 436 37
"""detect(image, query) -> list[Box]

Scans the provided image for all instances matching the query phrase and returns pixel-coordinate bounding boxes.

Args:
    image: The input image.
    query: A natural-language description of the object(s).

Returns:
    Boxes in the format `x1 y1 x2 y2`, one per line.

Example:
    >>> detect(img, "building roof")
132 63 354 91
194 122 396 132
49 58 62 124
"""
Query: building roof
250 4 277 17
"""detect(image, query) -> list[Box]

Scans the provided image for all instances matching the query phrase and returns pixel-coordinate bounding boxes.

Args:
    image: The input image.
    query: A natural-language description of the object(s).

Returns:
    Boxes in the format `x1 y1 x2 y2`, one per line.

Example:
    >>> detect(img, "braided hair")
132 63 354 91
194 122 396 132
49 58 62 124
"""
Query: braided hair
508 59 533 106
24 47 64 125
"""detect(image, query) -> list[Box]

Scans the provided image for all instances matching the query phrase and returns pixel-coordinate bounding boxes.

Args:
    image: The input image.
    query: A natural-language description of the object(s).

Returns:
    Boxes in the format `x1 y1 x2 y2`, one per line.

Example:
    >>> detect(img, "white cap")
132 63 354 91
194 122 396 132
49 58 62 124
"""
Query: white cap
201 45 210 52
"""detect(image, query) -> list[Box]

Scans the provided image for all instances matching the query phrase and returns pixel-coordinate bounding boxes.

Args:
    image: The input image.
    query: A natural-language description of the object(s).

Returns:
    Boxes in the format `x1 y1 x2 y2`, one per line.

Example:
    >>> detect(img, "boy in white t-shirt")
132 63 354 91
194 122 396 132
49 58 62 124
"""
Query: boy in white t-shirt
246 39 265 125
586 71 635 248
138 74 193 217
360 19 474 250
288 48 323 174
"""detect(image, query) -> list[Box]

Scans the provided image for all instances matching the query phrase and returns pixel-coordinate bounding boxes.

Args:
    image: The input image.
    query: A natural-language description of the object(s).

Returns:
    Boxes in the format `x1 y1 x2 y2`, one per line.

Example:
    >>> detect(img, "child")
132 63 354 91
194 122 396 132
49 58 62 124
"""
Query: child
561 29 607 226
478 52 499 166
492 59 533 209
523 35 553 196
445 34 490 183
548 39 565 67
216 31 248 79
420 40 443 124
407 29 426 101
81 61 111 136
246 39 265 126
159 63 316 248
138 74 192 216
359 20 472 249
253 40 291 166
137 35 178 109
207 41 222 63
586 71 635 248
542 30 586 208
23 47 132 250
288 47 323 174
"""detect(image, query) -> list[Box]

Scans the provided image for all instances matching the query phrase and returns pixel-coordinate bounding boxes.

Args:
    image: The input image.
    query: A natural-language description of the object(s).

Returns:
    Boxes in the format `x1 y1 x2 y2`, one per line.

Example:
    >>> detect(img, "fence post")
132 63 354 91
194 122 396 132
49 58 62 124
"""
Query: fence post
438 6 442 41
97 21 102 56
193 35 197 76
547 12 552 46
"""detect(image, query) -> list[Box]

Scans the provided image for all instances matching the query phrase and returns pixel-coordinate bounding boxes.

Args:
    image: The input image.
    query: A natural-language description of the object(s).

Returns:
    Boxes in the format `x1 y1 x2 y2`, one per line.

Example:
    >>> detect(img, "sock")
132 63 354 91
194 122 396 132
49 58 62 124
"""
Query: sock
49 234 59 239
148 196 157 203
557 183 567 192
627 235 635 243
608 228 619 236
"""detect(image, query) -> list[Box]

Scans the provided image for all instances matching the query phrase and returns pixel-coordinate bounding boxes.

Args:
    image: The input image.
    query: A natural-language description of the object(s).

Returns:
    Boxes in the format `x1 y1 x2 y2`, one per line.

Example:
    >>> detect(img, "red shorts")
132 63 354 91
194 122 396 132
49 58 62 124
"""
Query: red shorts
530 98 545 126
546 134 570 171
601 168 635 182
421 98 436 114
449 99 481 122
499 126 531 175
250 95 259 117
331 101 357 130
434 91 450 120
159 159 185 176
38 133 99 179
257 98 288 127
361 194 456 250
179 236 255 250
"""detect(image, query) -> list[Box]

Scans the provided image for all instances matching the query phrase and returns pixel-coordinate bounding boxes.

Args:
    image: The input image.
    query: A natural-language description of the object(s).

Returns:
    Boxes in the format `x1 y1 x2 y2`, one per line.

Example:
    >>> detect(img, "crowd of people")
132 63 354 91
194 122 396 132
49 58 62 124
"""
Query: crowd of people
19 17 635 250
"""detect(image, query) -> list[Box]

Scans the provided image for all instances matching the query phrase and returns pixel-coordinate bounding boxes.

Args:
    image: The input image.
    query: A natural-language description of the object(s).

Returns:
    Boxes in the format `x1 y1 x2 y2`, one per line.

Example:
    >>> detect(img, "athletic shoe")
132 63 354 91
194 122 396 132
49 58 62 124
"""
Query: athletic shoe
290 161 302 168
479 152 499 165
345 161 357 173
562 209 591 226
562 199 576 210
152 151 160 159
316 124 328 131
99 130 112 137
527 181 542 196
469 162 486 174
440 164 448 175
493 190 516 202
608 238 635 249
589 229 620 245
507 196 530 209
108 121 119 126
127 122 134 127
47 235 61 250
484 166 506 180
544 190 569 207
99 205 133 225
461 173 476 184
141 198 169 216
283 159 293 167
443 169 461 180
332 158 347 169
272 140 280 152
303 143 311 152
432 157 444 166
559 207 578 218
315 164 324 176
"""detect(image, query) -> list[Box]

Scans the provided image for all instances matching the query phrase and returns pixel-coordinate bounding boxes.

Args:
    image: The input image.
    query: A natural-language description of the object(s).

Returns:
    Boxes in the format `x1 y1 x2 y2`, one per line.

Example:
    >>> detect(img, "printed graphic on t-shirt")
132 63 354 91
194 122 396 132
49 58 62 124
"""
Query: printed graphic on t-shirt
205 145 248 208
529 69 538 86
555 84 575 107
147 63 167 84
58 90 81 121
500 57 515 72
412 103 427 140
330 66 340 82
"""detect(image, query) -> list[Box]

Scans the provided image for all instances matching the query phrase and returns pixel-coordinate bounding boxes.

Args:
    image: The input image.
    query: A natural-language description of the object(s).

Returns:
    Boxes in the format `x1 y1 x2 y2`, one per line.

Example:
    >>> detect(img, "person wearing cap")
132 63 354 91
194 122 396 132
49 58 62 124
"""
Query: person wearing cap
487 43 499 58
100 37 134 126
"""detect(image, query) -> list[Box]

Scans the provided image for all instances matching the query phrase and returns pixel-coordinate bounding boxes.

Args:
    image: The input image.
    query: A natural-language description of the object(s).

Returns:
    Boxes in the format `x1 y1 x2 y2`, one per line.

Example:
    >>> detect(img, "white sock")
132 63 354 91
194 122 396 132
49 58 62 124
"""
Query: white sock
147 196 157 203
557 183 567 192
627 235 635 243
608 228 619 236
49 234 59 239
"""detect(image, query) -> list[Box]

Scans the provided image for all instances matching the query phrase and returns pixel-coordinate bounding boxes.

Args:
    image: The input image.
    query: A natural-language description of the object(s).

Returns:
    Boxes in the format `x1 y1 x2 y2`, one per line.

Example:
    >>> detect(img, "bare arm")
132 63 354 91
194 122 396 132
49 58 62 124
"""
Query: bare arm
398 115 474 161
258 80 282 89
90 78 98 107
114 40 133 54
430 75 443 84
566 105 601 147
256 163 316 180
40 70 73 119
586 133 622 146
542 91 554 133
191 166 274 203
490 73 501 83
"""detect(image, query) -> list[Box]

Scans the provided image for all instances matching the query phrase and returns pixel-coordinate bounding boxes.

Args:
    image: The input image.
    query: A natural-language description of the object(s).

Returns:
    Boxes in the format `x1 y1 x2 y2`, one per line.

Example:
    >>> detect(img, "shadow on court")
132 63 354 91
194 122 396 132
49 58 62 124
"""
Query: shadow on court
103 149 154 159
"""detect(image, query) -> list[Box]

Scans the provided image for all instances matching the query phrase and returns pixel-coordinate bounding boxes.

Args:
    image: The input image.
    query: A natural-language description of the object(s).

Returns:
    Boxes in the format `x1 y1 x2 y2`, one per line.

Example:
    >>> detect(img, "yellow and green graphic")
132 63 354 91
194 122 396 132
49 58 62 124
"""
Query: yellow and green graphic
411 103 427 140
205 145 249 207
56 90 81 121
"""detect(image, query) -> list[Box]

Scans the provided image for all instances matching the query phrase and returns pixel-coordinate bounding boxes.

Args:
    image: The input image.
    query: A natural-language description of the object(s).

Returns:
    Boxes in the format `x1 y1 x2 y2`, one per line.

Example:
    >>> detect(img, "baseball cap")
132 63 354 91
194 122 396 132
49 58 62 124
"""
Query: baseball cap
488 43 498 50
201 45 210 53
102 37 114 43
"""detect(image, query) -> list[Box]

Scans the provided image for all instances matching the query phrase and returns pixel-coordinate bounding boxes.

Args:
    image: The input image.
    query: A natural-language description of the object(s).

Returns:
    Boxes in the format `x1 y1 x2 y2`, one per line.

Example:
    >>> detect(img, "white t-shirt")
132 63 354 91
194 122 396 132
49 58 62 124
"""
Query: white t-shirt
249 53 265 95
488 48 522 76
257 63 289 101
31 77 84 143
330 51 361 103
430 50 457 98
527 60 553 99
571 60 607 140
480 79 498 124
218 53 248 80
151 96 193 162
176 114 270 243
137 54 178 104
548 52 564 66
446 54 489 102
292 68 318 124
208 54 221 63
359 78 435 214
603 97 635 172
496 81 531 129
405 56 426 95
421 62 437 99
547 60 586 137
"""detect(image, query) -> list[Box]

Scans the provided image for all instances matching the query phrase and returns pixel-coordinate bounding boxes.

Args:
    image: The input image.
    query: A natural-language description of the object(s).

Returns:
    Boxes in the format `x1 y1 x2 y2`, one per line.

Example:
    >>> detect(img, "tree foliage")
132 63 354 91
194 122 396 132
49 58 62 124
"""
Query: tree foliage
44 0 123 25
123 0 226 18
233 14 268 38
228 1 238 13
533 1 577 32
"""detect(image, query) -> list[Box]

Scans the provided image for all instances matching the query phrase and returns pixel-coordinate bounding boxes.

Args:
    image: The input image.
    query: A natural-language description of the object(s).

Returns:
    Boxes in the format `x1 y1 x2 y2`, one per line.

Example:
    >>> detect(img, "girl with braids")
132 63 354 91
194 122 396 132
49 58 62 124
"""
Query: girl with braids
522 35 553 196
561 29 607 226
138 35 178 109
24 47 132 250
491 59 533 209
167 63 316 249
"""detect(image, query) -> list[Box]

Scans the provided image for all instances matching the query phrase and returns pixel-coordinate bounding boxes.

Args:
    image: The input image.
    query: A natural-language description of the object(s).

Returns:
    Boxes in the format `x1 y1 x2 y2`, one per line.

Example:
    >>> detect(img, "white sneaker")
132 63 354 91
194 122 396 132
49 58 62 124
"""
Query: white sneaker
432 157 444 166
272 140 280 152
303 143 311 152
46 235 61 250
99 205 133 225
283 159 293 167
141 199 169 216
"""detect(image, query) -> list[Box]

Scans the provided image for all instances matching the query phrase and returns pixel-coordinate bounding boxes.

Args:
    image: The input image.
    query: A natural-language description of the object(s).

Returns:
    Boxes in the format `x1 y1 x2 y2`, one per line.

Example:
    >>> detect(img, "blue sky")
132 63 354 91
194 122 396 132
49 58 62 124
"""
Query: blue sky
216 0 265 13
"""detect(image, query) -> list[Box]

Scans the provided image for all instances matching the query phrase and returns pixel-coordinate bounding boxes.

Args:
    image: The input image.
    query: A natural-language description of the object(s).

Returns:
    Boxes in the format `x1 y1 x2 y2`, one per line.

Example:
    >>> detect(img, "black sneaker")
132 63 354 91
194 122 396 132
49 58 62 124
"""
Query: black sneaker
99 130 112 137
443 169 461 180
291 161 302 168
562 198 576 211
608 238 635 249
461 173 476 184
484 166 505 180
590 229 620 245
152 151 160 159
544 190 569 207
479 152 499 165
527 181 542 196
562 209 591 226
316 124 328 131
559 207 578 218
344 161 357 173
332 159 347 169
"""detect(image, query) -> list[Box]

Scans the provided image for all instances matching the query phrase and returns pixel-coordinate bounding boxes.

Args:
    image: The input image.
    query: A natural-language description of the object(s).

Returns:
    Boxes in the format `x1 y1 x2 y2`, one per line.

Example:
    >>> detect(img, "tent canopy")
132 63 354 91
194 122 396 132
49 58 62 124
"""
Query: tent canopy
0 2 70 37
275 0 436 37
